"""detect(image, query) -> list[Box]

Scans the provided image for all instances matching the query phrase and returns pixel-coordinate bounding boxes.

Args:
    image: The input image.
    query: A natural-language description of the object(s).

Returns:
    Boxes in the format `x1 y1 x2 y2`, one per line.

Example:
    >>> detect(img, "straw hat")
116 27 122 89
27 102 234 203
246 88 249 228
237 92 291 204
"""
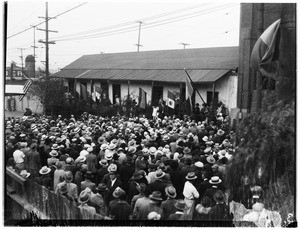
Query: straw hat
149 191 163 201
39 166 51 175
165 186 177 198
78 189 91 204
185 172 197 180
209 176 222 184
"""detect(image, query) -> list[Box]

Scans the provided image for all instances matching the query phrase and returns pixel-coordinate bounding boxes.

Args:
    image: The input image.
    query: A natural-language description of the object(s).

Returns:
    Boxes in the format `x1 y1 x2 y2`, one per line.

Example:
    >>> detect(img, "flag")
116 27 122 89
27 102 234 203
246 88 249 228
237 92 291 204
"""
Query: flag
139 87 147 109
185 73 194 109
18 79 32 101
250 19 281 77
167 90 176 109
80 82 87 100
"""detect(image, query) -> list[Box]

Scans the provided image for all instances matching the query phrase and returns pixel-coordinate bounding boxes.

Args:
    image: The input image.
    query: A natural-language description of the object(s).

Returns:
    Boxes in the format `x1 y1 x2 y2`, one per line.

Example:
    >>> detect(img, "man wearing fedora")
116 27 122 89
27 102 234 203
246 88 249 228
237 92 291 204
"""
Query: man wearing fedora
203 176 225 206
35 166 53 190
209 190 233 226
168 199 189 220
78 189 96 219
89 183 107 216
109 187 132 220
56 170 78 202
105 170 123 206
183 172 199 219
81 171 96 192
137 191 163 220
95 159 109 185
148 170 172 201
160 186 178 220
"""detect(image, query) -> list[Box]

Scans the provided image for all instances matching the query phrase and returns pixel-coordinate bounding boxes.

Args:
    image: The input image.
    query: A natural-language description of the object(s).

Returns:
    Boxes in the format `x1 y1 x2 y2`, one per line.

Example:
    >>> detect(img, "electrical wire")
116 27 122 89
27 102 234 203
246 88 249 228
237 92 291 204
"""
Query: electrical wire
7 2 87 39
54 3 238 42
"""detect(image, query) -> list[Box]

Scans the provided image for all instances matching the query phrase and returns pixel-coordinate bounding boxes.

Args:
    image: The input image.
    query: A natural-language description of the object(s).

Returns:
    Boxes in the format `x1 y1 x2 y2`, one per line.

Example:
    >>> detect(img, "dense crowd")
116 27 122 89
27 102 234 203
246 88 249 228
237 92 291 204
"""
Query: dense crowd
5 110 241 224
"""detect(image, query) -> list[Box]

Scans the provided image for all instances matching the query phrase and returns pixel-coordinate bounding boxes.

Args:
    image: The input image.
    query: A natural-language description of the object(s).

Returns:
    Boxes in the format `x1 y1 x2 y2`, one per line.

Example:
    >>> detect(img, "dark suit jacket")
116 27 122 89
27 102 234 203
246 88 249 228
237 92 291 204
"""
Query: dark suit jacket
197 179 211 201
148 179 172 200
106 178 123 205
169 169 185 199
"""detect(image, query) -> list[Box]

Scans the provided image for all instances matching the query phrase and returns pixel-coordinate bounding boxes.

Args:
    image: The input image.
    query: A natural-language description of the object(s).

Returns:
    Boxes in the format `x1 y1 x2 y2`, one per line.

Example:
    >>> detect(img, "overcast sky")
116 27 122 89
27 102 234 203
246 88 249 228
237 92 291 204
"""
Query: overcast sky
5 0 241 72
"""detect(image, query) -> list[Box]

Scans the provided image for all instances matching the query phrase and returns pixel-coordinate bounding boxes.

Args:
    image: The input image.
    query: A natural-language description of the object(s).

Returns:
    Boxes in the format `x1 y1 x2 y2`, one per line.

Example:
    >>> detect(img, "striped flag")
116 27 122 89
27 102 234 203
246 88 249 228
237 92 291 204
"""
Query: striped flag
139 87 147 109
251 19 281 77
167 90 176 109
18 79 32 101
185 74 194 109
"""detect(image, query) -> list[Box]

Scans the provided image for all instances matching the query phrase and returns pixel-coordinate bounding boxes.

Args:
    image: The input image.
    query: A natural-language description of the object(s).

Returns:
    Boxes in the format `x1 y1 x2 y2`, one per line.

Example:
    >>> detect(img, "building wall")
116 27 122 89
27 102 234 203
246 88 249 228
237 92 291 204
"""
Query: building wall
237 3 295 113
5 94 43 114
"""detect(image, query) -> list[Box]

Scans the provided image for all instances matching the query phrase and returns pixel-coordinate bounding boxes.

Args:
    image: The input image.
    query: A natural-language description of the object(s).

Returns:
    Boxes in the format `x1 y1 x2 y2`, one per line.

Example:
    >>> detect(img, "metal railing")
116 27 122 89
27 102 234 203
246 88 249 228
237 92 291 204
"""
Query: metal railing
6 167 104 220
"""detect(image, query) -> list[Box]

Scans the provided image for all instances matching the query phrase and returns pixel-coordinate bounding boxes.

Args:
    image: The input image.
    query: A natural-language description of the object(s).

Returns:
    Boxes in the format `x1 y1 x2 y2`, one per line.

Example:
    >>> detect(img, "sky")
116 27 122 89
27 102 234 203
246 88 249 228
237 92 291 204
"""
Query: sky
5 0 241 73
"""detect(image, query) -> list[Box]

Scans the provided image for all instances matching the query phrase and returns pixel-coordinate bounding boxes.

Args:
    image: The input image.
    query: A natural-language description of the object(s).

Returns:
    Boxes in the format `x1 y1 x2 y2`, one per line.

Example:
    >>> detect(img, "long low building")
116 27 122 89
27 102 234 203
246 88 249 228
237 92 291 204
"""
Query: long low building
54 46 239 115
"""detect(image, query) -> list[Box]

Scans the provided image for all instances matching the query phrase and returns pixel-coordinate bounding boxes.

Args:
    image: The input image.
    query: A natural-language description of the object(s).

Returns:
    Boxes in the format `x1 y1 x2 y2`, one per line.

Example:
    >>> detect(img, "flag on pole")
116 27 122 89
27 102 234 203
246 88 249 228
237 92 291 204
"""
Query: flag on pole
95 85 101 100
139 87 147 109
80 82 87 100
250 19 281 77
167 90 176 109
18 79 32 101
185 73 194 109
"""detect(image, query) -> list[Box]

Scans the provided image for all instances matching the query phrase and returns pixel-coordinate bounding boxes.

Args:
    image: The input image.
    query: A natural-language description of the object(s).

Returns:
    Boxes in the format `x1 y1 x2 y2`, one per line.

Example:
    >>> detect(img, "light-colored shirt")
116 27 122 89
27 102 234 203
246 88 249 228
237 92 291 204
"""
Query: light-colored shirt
13 149 25 164
183 181 199 200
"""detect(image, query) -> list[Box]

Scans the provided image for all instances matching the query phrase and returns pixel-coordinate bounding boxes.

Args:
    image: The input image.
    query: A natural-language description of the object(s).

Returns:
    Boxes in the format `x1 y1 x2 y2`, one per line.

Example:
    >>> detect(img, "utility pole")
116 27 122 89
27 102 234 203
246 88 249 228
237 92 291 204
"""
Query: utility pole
38 2 57 78
18 48 25 77
30 25 38 78
135 21 143 51
179 43 190 49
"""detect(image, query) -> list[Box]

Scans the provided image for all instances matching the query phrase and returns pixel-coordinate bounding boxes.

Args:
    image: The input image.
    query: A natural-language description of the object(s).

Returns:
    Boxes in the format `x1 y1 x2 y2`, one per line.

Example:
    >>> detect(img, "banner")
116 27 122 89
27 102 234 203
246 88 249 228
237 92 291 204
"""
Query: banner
139 87 147 109
167 90 176 109
185 74 194 109
250 19 281 77
19 79 32 101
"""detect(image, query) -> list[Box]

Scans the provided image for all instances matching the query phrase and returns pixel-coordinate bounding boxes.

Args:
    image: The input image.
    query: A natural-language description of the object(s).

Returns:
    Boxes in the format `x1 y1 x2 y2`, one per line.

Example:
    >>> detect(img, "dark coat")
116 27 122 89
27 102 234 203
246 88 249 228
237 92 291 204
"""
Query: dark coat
197 179 211 201
105 178 123 205
119 164 135 192
148 179 172 200
209 203 233 226
169 169 185 199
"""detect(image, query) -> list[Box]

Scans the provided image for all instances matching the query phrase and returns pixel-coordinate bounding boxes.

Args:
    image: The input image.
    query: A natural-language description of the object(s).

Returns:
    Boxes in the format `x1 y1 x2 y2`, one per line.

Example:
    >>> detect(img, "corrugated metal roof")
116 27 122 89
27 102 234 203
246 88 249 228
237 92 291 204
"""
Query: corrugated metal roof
54 47 238 83
62 46 238 70
56 69 229 83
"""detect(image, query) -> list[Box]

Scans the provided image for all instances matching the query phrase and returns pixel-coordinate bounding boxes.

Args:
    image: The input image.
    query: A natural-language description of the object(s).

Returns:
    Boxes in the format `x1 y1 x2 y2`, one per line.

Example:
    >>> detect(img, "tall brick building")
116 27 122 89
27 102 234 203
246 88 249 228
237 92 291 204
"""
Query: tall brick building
237 3 296 115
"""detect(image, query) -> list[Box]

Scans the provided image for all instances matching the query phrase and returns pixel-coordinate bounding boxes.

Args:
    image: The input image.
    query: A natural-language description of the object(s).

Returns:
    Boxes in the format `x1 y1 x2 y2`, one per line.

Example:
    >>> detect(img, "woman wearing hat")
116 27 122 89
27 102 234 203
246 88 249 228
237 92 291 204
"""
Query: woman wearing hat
183 172 199 220
78 189 96 219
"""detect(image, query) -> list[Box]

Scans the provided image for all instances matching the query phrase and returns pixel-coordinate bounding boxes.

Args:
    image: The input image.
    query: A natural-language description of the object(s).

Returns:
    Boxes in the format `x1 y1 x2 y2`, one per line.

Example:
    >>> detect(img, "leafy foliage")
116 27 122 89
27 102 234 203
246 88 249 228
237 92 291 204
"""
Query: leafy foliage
227 91 295 222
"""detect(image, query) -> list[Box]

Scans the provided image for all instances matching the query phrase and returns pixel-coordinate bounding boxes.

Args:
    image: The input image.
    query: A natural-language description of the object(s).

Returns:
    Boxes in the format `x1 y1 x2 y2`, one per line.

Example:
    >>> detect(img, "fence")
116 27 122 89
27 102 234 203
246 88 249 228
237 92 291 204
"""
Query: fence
6 167 104 221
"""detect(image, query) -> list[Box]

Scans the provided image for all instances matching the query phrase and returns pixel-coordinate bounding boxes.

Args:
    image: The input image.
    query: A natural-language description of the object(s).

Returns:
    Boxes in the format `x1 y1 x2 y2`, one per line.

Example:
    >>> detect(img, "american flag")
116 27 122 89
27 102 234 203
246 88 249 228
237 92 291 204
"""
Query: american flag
18 79 33 101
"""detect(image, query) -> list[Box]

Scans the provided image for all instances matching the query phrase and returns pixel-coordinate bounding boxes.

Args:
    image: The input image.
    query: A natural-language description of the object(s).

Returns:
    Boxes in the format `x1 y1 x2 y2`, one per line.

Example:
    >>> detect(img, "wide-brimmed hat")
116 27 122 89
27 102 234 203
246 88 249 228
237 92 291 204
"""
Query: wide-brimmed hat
183 147 191 154
136 183 146 193
149 147 157 155
128 146 137 154
108 143 116 150
51 144 59 150
97 136 106 145
64 171 74 182
39 166 51 175
76 155 86 163
99 159 108 167
206 155 216 164
147 211 161 220
217 129 225 136
100 143 108 150
149 191 163 201
78 189 91 204
49 150 58 157
209 176 222 184
202 136 209 142
185 172 197 180
113 187 125 198
108 163 117 173
174 199 186 211
204 147 212 154
87 147 93 152
155 170 165 179
195 161 204 168
213 190 226 203
165 186 177 198
20 170 30 178
66 157 74 164
96 183 107 192
58 182 68 195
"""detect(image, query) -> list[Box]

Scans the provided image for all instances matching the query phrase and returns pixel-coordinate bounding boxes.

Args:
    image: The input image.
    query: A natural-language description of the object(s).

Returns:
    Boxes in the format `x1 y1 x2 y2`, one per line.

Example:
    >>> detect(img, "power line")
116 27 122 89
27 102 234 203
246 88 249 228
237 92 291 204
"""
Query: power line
53 3 238 42
7 2 87 39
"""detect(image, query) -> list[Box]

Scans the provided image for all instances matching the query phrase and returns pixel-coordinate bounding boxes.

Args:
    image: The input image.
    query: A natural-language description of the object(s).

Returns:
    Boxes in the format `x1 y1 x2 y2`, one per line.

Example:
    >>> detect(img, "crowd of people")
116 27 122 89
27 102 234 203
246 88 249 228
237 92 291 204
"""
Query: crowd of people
5 110 242 224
